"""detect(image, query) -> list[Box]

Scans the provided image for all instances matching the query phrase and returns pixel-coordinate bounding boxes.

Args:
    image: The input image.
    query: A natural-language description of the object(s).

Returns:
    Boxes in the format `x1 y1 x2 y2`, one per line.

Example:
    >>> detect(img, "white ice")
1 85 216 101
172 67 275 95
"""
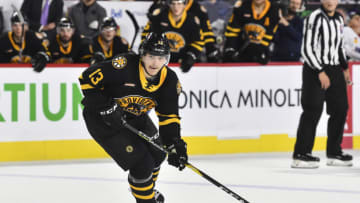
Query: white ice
0 150 359 203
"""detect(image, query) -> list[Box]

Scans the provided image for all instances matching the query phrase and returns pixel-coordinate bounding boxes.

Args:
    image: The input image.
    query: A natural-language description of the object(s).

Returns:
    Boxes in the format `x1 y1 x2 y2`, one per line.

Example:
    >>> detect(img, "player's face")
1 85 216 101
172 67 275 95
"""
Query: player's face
169 2 186 17
252 0 266 6
59 28 74 43
289 0 302 13
142 53 168 77
101 27 116 42
11 23 23 38
321 0 338 13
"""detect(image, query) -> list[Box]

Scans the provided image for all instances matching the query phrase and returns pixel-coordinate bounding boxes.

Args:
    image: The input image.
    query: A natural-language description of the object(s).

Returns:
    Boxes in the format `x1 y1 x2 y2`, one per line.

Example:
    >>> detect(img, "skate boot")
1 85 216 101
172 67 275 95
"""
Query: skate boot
291 153 320 168
154 189 164 203
327 153 353 166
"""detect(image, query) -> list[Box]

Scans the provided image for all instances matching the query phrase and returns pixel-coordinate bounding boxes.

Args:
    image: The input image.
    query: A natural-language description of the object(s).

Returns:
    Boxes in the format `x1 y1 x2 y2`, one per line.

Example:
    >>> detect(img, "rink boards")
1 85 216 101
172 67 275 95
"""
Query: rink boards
0 63 359 161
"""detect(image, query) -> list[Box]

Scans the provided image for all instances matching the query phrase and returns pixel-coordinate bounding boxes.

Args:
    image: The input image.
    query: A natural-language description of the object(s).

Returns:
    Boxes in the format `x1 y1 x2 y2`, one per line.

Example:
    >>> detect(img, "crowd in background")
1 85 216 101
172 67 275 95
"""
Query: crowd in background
0 0 359 72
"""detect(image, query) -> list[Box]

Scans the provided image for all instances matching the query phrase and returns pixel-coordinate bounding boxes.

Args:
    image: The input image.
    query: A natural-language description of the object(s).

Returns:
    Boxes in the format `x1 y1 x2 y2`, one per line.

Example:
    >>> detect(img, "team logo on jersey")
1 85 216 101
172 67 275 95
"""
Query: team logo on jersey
126 145 134 153
164 31 186 53
115 95 157 116
112 56 127 69
244 23 266 43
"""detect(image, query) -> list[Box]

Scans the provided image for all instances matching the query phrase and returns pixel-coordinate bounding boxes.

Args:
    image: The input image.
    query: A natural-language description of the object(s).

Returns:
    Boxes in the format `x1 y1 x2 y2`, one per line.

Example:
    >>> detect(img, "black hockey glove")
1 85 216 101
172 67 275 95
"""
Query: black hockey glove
207 49 221 63
90 52 106 65
223 48 239 62
99 102 125 130
180 52 196 73
166 138 188 171
253 49 270 65
31 52 49 73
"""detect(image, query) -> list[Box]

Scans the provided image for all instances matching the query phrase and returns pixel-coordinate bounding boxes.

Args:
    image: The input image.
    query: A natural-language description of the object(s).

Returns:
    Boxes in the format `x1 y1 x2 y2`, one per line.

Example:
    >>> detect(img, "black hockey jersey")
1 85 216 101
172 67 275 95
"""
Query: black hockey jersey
224 0 279 58
79 53 182 144
142 8 203 62
82 35 130 62
48 33 84 63
185 0 216 52
0 31 49 63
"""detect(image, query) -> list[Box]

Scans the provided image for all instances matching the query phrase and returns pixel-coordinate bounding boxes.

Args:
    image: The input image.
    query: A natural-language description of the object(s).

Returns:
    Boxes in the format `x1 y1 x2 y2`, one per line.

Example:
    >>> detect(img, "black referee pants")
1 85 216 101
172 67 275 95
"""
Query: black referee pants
294 64 348 157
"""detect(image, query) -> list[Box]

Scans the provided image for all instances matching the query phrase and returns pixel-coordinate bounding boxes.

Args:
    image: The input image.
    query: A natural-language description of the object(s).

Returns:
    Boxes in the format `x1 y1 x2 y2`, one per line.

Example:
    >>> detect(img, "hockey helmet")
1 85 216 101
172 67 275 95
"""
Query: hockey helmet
11 12 27 25
58 17 75 29
139 32 170 59
166 0 188 5
100 17 118 31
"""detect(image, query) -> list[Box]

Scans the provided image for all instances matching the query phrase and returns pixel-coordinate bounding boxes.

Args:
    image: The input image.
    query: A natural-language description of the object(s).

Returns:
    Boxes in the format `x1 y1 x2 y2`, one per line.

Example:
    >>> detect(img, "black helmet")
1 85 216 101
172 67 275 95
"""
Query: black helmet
58 17 74 29
139 32 170 59
166 0 187 5
100 17 117 31
11 12 26 25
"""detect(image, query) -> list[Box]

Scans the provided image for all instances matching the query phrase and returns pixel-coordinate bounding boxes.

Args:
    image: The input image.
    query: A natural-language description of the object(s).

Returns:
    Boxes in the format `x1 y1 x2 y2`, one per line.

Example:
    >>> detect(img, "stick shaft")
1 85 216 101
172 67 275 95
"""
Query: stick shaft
121 120 250 203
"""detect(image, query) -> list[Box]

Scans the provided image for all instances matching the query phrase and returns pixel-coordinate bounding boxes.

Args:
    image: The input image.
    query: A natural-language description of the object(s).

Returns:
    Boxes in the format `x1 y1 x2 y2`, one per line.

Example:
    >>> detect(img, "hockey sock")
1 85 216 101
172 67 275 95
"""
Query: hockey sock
152 166 160 183
128 174 156 203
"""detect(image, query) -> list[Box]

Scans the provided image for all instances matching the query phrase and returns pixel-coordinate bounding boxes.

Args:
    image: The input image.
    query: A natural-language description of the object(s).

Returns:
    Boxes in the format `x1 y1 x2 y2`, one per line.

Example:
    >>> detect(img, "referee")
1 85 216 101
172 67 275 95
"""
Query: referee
291 0 353 168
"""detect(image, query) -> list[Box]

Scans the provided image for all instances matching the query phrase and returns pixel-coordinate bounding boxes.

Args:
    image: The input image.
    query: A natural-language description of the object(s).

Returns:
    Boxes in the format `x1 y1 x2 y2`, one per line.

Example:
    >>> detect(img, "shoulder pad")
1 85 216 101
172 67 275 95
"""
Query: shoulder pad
234 0 242 8
112 55 128 70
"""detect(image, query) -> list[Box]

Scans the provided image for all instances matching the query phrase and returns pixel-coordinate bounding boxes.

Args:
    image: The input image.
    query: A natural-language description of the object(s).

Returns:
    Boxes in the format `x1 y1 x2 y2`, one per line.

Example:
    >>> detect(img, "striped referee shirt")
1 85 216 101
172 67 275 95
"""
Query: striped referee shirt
301 6 348 71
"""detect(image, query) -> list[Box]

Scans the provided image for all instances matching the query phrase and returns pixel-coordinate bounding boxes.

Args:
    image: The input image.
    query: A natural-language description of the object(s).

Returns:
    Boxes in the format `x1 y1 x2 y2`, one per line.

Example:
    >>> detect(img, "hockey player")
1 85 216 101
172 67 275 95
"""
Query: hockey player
148 0 220 62
79 32 188 203
142 0 204 72
223 0 280 64
0 12 50 72
48 17 85 63
86 17 130 64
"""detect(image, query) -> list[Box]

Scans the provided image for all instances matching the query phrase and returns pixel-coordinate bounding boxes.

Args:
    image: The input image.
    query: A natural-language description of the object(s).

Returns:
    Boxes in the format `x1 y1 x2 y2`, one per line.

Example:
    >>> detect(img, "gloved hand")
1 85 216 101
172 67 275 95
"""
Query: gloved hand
253 49 270 65
180 52 196 73
31 52 49 72
99 102 125 130
90 52 106 65
223 48 239 62
207 49 221 63
166 138 188 171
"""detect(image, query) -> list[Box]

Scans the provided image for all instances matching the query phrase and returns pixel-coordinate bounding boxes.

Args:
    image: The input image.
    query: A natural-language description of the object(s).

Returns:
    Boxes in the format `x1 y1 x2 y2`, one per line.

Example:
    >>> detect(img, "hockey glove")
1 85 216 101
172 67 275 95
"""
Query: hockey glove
99 102 125 131
90 52 106 65
166 138 188 171
223 48 239 62
31 52 49 73
207 49 221 63
180 52 196 73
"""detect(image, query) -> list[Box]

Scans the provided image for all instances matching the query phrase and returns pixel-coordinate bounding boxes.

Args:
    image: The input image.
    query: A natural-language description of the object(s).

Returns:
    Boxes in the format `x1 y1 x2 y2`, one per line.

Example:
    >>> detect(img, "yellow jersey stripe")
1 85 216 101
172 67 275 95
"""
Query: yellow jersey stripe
155 112 179 118
203 32 215 36
194 41 205 45
260 40 269 46
159 118 180 126
263 35 273 40
190 43 203 51
226 26 241 33
224 32 238 37
81 84 95 90
204 38 215 43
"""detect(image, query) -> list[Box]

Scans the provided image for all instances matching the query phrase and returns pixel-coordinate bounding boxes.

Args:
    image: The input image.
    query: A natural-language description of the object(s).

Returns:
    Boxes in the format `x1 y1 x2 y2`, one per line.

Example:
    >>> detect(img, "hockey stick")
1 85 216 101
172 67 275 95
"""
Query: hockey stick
125 10 140 50
120 118 250 203
11 4 25 62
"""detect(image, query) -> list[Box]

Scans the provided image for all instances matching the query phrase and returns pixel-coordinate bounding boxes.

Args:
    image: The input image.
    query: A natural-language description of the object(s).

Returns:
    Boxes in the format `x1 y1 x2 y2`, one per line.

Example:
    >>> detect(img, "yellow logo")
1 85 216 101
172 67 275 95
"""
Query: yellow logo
126 145 133 153
164 31 185 53
244 23 266 43
116 95 157 116
112 56 127 69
